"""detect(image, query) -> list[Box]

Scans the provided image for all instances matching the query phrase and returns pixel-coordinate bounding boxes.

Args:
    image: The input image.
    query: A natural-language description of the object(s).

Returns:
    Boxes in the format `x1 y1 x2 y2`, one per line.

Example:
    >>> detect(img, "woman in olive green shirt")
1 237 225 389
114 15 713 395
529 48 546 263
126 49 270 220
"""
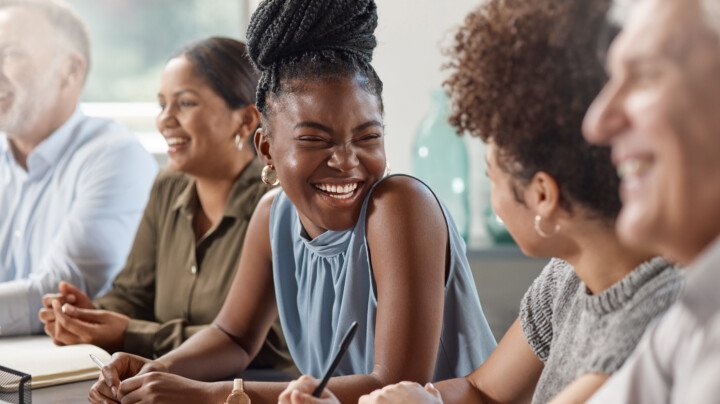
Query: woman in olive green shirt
37 37 293 370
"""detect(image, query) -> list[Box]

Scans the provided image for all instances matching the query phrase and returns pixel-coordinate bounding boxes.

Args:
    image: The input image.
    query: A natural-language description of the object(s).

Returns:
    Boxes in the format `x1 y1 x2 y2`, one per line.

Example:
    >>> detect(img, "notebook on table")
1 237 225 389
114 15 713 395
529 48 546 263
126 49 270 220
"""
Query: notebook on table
0 337 111 390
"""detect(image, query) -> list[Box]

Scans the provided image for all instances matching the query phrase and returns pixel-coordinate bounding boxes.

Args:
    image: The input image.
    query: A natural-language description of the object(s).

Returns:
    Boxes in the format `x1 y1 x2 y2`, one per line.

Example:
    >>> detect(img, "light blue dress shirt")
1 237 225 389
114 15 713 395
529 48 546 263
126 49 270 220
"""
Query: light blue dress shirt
270 175 497 381
0 107 157 336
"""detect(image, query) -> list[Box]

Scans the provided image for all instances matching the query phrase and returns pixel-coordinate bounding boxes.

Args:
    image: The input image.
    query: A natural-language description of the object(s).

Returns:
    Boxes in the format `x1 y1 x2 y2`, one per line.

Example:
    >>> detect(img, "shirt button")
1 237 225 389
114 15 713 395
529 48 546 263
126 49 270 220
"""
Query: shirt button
190 265 197 275
14 230 22 239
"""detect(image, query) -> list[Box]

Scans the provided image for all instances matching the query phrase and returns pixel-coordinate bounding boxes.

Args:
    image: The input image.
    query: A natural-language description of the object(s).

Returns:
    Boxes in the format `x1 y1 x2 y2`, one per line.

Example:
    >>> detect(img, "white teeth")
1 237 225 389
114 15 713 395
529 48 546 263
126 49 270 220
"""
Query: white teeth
166 137 189 146
315 182 359 199
617 158 651 180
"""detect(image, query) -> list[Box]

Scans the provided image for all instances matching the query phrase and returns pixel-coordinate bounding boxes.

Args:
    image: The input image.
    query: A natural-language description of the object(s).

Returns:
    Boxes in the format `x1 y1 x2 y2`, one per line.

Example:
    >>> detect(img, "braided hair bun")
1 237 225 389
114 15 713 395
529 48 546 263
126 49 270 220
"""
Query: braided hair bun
246 0 383 115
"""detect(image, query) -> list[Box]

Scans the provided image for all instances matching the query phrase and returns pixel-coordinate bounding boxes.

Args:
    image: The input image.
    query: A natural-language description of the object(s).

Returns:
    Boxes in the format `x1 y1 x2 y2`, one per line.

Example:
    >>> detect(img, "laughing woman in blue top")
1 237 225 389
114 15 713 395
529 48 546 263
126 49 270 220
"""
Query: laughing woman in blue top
88 1 495 403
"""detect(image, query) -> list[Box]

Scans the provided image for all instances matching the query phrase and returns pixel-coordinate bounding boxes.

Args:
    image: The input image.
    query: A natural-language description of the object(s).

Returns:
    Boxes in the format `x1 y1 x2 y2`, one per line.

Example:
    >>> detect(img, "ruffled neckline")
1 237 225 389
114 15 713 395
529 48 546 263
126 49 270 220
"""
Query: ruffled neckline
297 218 354 257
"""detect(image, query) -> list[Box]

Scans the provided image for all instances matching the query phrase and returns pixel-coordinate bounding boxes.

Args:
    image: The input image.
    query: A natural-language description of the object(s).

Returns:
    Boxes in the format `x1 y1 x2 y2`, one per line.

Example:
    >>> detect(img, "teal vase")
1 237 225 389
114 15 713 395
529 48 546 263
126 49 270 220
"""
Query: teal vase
483 204 515 244
413 89 470 242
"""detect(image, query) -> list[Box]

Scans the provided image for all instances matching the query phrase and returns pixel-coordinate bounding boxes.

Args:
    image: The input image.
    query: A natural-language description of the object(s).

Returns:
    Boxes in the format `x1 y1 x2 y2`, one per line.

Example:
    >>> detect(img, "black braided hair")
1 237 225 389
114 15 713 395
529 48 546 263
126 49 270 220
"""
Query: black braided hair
246 0 384 125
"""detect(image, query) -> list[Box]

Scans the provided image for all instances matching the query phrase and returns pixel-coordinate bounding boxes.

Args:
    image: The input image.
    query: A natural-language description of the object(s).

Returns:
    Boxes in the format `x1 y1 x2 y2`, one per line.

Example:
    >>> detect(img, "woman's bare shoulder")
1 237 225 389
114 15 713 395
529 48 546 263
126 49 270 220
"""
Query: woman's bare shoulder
367 175 441 218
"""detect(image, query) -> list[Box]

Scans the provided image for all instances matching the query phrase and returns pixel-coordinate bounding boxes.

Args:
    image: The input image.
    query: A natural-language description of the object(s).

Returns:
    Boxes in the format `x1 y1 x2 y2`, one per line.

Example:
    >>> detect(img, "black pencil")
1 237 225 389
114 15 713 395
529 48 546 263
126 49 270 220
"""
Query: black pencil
312 321 359 397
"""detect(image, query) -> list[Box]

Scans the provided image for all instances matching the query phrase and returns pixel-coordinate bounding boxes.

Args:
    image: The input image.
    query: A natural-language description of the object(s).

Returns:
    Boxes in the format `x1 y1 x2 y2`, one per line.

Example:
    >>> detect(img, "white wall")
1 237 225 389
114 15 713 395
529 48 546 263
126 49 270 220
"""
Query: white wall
373 1 491 244
373 0 482 174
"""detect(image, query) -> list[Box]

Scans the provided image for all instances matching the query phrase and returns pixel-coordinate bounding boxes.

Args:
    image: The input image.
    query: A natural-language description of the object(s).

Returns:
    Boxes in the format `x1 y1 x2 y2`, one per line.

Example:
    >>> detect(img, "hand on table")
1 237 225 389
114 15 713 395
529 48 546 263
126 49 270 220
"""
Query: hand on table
278 375 341 404
359 381 442 404
89 352 169 403
39 281 95 344
94 371 216 404
40 294 129 351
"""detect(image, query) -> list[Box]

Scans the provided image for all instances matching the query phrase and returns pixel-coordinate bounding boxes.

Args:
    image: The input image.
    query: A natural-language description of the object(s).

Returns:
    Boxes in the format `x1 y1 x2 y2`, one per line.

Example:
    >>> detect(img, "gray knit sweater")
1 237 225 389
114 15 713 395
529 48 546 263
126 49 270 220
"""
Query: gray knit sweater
520 257 683 404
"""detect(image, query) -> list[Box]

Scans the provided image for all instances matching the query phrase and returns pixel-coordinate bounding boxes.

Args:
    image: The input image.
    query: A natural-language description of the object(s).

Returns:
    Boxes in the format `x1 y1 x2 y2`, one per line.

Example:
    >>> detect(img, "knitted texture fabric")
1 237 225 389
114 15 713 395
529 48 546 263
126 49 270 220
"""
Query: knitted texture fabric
520 257 684 404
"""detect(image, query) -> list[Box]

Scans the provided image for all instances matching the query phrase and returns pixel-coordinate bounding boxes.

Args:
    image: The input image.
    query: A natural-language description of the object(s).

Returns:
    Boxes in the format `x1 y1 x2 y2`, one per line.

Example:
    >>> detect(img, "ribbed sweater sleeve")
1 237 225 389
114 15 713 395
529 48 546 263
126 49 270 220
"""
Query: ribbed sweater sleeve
520 259 574 362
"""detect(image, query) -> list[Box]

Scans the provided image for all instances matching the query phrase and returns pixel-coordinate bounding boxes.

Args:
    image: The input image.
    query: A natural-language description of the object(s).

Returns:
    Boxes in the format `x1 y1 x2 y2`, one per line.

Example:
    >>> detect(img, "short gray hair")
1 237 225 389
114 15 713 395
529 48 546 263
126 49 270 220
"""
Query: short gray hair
0 0 91 79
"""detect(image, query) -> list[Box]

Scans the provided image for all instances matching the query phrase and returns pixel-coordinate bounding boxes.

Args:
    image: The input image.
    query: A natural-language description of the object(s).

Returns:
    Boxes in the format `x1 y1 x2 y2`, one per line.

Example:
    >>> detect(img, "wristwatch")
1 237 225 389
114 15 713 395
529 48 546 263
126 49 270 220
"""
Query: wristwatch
224 379 251 404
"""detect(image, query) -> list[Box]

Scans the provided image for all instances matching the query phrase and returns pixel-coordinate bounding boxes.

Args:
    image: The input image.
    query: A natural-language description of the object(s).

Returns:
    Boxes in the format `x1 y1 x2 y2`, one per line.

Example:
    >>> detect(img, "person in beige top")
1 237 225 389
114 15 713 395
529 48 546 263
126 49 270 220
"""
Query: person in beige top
37 37 293 371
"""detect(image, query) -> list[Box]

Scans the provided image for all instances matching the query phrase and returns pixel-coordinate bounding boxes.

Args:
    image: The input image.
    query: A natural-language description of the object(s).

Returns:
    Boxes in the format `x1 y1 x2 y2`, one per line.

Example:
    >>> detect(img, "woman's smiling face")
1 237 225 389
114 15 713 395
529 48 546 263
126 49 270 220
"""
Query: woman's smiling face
156 56 241 176
258 77 386 239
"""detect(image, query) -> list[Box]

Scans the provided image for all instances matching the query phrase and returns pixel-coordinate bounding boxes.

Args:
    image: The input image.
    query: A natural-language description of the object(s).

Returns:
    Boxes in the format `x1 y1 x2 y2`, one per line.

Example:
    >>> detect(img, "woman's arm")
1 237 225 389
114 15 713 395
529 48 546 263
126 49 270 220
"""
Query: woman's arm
89 192 280 403
349 318 544 404
364 177 449 381
546 373 609 404
436 318 544 404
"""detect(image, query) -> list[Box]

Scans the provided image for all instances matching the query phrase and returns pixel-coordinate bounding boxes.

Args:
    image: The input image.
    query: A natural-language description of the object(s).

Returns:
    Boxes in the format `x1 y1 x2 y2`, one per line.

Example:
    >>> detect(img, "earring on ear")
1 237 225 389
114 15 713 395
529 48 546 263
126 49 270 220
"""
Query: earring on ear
261 164 280 186
534 215 559 238
235 134 244 151
385 163 391 177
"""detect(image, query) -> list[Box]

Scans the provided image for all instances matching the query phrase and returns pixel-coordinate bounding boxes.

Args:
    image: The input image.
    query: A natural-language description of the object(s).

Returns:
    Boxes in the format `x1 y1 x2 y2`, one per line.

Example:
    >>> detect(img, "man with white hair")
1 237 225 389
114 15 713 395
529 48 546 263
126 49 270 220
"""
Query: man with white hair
0 0 156 336
582 0 720 401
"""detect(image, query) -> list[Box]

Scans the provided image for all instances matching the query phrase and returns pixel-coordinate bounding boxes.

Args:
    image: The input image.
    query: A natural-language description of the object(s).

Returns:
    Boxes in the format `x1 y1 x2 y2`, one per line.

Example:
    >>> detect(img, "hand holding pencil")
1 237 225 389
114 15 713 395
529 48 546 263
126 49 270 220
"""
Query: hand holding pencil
278 321 358 404
278 375 341 404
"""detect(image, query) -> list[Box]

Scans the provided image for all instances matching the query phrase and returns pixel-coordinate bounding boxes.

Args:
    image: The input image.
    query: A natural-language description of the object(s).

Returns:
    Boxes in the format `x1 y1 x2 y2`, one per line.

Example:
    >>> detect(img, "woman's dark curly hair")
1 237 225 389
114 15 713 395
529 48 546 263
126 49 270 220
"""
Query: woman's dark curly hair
245 0 384 131
444 0 621 221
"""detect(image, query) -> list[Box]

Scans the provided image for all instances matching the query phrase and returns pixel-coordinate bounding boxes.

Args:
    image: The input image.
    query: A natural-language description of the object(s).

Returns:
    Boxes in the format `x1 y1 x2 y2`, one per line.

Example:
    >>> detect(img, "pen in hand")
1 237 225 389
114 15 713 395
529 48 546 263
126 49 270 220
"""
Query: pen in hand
89 353 106 370
313 321 359 397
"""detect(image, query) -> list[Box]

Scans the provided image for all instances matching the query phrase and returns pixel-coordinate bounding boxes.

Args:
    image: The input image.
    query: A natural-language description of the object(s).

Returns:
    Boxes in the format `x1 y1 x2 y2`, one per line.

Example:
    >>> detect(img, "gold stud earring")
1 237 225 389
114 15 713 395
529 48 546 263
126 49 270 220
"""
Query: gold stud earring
261 164 279 186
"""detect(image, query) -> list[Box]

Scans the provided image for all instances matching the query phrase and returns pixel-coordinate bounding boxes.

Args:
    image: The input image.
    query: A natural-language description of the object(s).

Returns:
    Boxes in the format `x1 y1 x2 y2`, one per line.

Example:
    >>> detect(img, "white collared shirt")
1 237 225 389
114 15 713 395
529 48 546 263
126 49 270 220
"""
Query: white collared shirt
0 107 157 336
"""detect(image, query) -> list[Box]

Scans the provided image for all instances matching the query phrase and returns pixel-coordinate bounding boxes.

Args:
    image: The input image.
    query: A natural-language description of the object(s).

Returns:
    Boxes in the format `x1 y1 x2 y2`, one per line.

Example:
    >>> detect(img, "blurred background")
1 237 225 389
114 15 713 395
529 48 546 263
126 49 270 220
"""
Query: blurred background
68 0 548 340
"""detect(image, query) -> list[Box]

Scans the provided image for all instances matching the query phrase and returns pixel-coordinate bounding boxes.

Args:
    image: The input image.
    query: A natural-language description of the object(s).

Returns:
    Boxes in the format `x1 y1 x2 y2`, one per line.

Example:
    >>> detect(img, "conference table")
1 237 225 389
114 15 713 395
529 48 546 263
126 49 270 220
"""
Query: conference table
34 379 95 404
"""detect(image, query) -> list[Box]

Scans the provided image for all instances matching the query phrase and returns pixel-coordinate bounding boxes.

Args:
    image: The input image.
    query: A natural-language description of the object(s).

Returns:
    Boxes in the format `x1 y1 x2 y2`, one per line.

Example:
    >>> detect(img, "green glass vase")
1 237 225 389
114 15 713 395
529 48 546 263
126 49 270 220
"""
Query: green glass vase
483 204 515 244
412 89 470 242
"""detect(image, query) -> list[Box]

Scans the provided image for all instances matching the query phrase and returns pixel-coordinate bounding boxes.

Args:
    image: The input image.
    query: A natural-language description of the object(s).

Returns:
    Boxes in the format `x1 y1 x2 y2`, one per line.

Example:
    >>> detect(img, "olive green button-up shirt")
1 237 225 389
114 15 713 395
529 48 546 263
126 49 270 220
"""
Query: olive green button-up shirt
94 158 294 371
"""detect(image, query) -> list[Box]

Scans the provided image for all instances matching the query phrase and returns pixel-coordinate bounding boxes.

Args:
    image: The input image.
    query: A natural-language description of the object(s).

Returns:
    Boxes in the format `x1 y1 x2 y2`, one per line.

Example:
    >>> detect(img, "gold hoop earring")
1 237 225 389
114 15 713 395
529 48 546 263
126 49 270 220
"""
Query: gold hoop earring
261 164 279 186
534 215 559 238
234 134 243 151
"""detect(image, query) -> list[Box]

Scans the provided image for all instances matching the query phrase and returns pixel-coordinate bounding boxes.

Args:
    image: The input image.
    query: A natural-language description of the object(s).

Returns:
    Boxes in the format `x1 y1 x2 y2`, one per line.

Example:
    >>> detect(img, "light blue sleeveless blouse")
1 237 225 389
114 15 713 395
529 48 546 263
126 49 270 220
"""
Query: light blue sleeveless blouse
269 175 496 381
